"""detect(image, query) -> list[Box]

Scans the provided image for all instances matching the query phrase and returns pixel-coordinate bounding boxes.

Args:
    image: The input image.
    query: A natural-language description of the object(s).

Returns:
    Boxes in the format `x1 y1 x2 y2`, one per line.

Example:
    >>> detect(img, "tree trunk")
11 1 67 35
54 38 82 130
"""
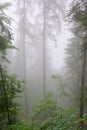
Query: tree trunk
79 46 86 129
43 0 46 98
22 0 28 117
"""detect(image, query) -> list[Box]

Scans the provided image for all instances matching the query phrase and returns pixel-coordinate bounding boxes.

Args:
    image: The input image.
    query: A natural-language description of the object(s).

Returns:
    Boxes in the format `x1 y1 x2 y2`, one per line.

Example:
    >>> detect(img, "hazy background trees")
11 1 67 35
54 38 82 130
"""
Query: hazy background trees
64 1 87 128
11 0 69 116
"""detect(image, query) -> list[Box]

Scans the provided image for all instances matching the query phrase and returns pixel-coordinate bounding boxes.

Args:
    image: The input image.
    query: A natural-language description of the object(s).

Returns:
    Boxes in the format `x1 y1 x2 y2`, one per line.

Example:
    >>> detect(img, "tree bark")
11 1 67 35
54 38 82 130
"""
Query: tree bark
79 46 86 129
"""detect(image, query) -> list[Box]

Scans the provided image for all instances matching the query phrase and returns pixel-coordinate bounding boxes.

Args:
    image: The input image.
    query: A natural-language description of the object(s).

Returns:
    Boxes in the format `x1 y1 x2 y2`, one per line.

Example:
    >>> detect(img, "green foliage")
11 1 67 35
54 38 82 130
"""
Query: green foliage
29 95 82 130
0 2 24 129
30 94 55 130
0 2 11 10
0 2 16 63
0 69 24 129
0 35 15 57
0 2 12 29
52 74 68 98
5 121 31 130
66 1 87 129
2 95 87 130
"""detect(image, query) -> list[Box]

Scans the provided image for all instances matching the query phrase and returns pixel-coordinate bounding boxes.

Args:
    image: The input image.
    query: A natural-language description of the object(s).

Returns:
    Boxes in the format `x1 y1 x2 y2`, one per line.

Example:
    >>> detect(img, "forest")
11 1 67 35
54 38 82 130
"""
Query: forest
0 0 87 130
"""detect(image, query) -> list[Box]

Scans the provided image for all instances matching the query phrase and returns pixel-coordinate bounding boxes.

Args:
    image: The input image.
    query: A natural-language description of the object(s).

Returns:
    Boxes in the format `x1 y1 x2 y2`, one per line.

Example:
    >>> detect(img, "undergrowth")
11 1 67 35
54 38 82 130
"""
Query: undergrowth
5 94 87 130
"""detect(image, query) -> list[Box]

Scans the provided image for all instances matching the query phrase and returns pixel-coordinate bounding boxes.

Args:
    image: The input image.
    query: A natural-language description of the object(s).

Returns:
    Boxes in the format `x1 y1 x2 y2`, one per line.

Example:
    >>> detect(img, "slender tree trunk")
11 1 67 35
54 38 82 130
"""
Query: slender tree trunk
0 65 11 126
43 0 46 98
18 0 28 117
79 46 86 129
22 0 28 117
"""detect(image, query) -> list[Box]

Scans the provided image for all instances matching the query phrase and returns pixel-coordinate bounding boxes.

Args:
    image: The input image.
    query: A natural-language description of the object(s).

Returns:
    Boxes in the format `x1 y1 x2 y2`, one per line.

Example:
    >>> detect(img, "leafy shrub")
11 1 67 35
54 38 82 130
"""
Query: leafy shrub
4 94 87 130
30 94 81 130
0 70 24 129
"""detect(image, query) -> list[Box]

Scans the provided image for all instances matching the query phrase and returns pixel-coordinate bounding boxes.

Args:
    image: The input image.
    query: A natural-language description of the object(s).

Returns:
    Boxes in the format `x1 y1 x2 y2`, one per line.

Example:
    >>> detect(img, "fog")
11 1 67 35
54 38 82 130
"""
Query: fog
1 0 82 116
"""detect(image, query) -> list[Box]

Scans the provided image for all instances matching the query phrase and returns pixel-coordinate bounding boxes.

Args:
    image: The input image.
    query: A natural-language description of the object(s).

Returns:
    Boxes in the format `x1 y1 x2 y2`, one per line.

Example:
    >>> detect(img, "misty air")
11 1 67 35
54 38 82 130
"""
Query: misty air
0 0 87 129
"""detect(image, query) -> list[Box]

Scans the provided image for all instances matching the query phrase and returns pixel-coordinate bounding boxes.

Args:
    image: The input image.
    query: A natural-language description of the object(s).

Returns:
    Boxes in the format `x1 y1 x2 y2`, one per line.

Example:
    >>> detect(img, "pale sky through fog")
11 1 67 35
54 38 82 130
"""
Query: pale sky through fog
52 23 72 70
51 0 72 70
